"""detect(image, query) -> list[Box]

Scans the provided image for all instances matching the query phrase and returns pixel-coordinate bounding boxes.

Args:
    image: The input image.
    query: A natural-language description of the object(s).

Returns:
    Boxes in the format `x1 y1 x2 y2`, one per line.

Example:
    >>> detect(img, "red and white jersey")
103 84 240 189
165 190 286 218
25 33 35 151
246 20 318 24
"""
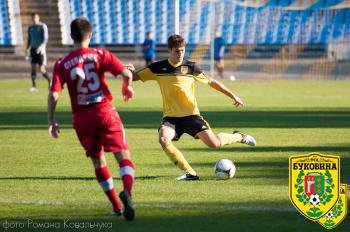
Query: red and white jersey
51 48 125 113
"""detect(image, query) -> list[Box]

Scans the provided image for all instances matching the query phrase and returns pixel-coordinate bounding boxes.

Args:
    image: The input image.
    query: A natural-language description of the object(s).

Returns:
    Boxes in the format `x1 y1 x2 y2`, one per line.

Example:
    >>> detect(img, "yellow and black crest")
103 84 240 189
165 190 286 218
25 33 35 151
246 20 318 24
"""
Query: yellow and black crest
180 66 188 74
318 184 347 229
289 152 340 221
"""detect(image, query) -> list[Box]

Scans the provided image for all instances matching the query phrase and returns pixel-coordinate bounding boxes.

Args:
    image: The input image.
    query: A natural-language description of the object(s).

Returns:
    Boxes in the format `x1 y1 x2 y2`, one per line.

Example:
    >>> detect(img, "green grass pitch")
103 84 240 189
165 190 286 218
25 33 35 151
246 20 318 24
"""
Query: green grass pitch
0 79 349 231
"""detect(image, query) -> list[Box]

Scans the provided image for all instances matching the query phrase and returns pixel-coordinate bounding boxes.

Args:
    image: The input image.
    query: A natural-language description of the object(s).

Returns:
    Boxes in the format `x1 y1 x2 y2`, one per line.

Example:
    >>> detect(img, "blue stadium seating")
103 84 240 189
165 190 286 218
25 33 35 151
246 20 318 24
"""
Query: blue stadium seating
309 0 344 9
54 0 350 45
264 0 295 7
0 0 11 45
0 0 348 46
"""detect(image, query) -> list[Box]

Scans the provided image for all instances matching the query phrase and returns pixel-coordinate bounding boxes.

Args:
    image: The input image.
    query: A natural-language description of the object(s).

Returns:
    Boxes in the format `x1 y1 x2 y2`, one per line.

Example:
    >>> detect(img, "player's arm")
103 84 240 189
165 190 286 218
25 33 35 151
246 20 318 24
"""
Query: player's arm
208 79 243 108
37 24 48 54
124 64 141 81
219 45 225 58
48 91 60 138
119 68 134 101
100 50 135 101
43 24 49 45
124 62 157 82
48 60 63 138
193 63 243 107
132 72 141 81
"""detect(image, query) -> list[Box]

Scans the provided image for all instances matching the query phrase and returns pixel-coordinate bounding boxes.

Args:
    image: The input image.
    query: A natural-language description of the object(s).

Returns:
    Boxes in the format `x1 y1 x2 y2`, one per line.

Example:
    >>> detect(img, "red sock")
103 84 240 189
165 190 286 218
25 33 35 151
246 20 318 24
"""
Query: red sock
95 166 122 211
119 159 135 196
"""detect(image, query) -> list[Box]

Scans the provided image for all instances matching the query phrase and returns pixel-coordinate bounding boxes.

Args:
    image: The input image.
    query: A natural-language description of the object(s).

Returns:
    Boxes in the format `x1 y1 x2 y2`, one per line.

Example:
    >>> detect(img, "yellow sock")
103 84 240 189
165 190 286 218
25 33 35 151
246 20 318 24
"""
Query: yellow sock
217 132 243 146
163 144 196 175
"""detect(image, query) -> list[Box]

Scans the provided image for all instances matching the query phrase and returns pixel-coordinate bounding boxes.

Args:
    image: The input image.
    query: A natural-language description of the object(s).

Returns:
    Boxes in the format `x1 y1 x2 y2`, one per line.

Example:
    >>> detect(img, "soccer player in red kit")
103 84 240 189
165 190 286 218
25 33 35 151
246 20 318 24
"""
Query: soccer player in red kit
48 18 135 221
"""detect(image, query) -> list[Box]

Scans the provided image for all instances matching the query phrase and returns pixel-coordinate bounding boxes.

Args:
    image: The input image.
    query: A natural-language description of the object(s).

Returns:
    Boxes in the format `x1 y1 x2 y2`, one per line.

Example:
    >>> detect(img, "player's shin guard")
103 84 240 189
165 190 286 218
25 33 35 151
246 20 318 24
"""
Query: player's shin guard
163 144 196 176
119 159 135 196
95 166 122 211
217 133 243 146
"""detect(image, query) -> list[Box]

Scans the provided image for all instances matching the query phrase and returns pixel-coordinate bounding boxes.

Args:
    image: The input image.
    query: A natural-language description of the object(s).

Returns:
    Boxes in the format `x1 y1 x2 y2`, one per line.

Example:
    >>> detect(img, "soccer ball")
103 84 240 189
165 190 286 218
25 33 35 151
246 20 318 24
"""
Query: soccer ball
228 75 236 81
214 159 236 179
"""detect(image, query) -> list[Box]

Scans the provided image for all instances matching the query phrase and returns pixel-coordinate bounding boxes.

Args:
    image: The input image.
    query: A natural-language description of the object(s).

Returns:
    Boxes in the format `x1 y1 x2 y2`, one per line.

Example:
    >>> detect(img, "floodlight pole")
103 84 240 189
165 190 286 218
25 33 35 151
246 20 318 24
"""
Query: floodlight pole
174 0 179 34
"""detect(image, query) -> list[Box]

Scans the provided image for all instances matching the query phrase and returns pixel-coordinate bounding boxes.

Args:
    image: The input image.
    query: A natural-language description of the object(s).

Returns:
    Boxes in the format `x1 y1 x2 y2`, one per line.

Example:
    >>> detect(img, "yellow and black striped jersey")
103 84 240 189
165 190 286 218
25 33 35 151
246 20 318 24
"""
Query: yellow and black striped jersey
136 59 211 117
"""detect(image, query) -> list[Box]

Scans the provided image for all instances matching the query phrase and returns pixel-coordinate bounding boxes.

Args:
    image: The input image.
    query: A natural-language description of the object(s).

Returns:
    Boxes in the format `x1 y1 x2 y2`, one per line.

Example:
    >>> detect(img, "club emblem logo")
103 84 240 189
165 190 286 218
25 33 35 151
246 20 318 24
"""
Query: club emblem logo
289 153 339 221
180 66 188 74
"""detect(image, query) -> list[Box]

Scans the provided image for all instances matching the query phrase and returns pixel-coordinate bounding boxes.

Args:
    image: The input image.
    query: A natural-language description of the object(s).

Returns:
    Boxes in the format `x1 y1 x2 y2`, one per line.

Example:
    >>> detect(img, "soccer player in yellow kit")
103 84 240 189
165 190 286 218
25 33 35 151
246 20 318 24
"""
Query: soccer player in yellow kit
129 34 256 180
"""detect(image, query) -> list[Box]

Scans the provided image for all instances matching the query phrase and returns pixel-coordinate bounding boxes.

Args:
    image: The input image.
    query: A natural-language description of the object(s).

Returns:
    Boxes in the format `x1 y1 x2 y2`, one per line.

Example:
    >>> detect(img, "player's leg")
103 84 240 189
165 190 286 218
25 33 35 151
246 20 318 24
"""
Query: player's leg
150 56 155 65
39 64 51 87
29 48 38 91
230 130 257 146
196 129 221 148
74 110 123 216
113 150 134 196
30 63 38 91
113 150 135 221
100 107 135 220
91 153 123 215
192 116 256 147
183 116 219 148
38 49 50 88
217 59 224 79
159 123 198 180
220 60 224 78
214 60 220 78
197 129 256 147
214 60 219 77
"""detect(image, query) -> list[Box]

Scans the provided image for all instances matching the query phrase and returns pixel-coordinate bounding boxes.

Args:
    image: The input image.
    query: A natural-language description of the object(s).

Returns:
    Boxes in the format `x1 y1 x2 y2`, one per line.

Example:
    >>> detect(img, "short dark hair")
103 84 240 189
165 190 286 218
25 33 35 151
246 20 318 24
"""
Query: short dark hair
31 13 39 17
70 17 92 43
167 34 185 49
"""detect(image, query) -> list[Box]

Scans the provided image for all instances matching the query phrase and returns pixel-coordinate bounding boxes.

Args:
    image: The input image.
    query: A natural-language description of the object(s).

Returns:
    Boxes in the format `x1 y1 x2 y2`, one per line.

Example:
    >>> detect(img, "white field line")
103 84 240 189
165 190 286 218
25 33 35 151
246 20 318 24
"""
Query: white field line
0 199 295 213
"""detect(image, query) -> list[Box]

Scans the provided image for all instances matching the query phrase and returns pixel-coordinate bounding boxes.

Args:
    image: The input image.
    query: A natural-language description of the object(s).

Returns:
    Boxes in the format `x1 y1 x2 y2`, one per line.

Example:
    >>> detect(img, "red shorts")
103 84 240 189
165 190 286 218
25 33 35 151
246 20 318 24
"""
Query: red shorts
73 104 129 158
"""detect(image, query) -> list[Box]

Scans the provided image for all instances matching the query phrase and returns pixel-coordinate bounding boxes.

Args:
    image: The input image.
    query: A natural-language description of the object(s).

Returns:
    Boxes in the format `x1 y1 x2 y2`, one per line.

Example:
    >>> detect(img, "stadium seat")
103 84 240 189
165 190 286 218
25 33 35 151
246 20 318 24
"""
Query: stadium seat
0 0 11 45
59 0 349 46
309 0 344 9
